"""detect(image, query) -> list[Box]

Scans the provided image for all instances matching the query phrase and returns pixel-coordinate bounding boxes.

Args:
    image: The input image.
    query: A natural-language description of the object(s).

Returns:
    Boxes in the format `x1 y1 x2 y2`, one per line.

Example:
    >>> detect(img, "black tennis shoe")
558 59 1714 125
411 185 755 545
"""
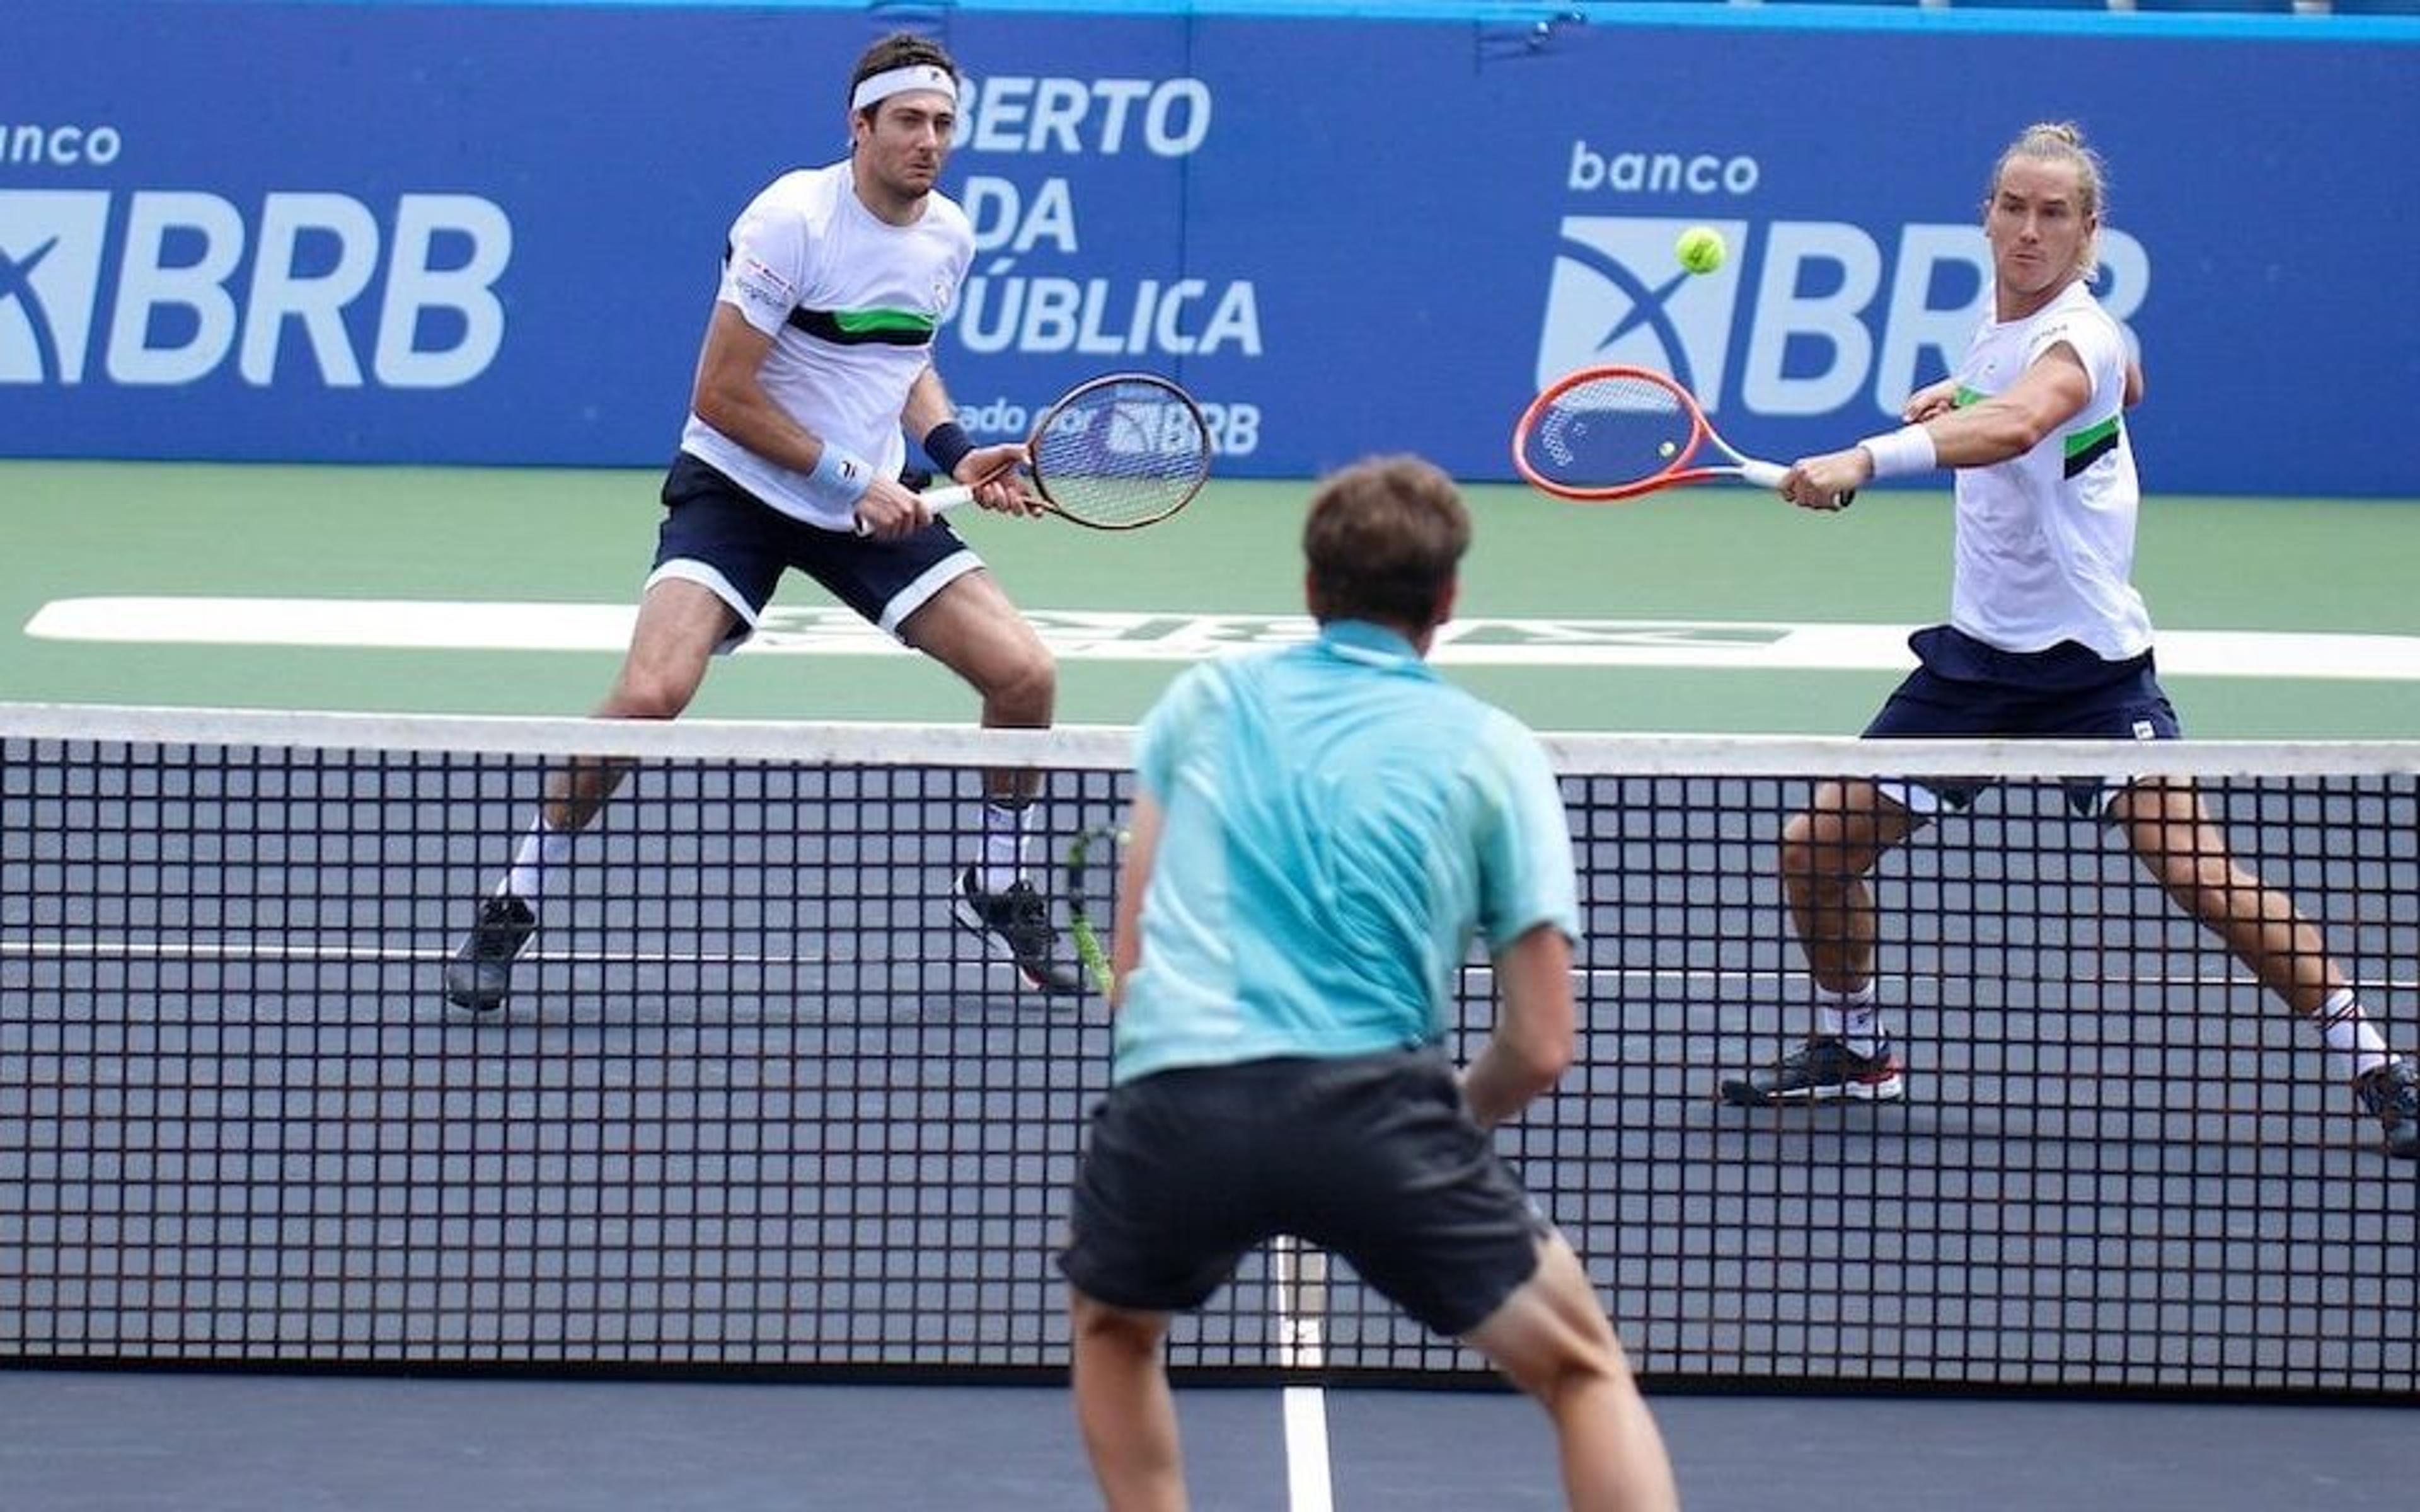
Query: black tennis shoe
955 867 1082 995
1719 1036 1906 1107
2353 1058 2420 1159
442 894 536 1012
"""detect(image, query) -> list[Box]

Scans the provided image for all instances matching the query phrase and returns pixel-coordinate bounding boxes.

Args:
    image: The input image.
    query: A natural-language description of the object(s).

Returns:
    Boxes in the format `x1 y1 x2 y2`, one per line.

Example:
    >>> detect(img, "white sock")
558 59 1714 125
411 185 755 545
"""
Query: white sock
500 818 573 903
2313 988 2392 1084
979 803 1028 894
1816 984 1883 1057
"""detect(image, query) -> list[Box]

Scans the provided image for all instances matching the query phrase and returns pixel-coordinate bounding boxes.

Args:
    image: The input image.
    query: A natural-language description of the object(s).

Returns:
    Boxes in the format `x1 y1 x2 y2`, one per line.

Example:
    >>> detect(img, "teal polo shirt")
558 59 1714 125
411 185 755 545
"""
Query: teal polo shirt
1114 619 1580 1084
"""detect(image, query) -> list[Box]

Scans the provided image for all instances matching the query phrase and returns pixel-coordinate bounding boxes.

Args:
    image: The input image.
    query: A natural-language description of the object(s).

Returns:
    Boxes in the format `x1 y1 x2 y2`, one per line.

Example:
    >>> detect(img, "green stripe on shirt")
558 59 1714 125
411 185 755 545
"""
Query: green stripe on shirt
785 306 937 346
2063 413 2122 478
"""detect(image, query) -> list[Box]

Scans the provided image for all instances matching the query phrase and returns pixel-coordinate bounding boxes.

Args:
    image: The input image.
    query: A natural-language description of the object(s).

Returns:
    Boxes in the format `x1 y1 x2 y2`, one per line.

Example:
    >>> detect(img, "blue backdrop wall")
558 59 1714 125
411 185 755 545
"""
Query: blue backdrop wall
3 1 2416 494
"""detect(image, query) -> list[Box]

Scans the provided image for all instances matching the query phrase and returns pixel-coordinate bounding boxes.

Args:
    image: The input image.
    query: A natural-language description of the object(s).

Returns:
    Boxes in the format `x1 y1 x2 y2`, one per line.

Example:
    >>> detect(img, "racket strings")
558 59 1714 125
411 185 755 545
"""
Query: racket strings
1521 372 1694 491
1032 378 1212 527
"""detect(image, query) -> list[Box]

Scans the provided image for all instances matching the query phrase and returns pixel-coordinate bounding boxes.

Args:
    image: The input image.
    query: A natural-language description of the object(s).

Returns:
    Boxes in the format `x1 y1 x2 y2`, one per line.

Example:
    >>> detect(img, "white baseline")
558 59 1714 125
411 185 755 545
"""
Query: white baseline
23 597 2420 679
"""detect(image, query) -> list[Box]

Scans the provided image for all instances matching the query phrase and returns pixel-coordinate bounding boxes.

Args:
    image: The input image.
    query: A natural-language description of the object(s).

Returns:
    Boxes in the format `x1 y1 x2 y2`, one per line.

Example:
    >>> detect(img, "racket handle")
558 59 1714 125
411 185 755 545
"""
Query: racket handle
851 482 976 537
1736 461 1854 509
1069 917 1112 998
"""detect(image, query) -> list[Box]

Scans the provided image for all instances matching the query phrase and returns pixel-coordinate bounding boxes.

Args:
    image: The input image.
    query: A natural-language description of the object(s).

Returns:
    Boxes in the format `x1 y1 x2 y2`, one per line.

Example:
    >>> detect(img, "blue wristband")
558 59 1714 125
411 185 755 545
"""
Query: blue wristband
805 441 875 508
922 421 976 480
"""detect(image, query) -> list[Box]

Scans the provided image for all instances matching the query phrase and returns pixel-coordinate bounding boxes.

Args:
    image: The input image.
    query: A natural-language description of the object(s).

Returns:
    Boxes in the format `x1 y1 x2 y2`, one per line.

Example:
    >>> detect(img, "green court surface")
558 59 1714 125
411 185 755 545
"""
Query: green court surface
4 459 2416 736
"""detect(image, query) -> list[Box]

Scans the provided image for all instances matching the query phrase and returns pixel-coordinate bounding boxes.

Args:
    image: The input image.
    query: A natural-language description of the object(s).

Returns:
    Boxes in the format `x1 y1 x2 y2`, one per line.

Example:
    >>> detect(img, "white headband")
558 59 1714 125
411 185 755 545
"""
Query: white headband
851 64 958 113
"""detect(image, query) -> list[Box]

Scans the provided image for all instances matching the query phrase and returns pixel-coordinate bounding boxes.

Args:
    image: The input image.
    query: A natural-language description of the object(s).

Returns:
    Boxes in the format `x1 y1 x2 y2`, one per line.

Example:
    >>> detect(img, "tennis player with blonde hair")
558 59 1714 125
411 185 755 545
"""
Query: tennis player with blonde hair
1724 122 2417 1159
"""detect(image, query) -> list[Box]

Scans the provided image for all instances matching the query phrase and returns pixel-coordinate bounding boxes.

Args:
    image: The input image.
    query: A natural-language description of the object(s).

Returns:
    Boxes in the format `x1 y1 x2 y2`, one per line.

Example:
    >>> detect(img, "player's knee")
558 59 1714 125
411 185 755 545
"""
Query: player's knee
604 669 700 722
984 642 1057 716
1069 1290 1163 1357
1502 1329 1621 1411
1778 813 1853 887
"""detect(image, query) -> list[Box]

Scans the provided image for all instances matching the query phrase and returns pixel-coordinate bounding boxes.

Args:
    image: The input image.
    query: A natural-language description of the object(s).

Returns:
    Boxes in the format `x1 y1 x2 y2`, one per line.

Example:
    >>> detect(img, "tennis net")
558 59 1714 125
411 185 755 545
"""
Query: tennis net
3 703 2415 1397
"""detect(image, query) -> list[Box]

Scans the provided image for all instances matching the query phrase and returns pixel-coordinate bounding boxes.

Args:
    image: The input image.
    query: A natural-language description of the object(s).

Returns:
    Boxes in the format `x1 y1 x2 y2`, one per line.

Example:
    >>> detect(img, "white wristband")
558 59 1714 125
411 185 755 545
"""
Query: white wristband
805 442 875 508
1858 423 1937 479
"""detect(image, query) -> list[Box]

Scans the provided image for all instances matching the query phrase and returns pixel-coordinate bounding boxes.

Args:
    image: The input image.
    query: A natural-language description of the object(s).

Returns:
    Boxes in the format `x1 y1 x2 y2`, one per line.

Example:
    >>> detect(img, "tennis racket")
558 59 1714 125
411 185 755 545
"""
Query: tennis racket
925 372 1213 530
1511 364 1850 507
1061 821 1128 997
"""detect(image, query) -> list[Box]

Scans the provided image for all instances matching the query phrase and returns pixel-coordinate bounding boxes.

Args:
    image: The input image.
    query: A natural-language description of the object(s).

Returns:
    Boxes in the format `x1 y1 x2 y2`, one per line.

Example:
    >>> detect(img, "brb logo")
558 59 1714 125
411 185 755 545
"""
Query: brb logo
1536 214 2146 416
1536 216 1749 404
0 190 512 387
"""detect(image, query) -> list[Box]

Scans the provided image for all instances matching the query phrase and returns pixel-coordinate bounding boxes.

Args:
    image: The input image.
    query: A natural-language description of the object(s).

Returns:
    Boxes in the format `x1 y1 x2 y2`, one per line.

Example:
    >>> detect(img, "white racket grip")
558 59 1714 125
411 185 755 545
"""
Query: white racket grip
1738 459 1787 490
853 483 977 537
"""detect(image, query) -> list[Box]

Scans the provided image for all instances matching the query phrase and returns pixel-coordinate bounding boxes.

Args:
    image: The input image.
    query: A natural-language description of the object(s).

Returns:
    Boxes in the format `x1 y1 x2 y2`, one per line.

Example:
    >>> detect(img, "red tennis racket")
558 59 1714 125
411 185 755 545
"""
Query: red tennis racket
1512 364 1847 506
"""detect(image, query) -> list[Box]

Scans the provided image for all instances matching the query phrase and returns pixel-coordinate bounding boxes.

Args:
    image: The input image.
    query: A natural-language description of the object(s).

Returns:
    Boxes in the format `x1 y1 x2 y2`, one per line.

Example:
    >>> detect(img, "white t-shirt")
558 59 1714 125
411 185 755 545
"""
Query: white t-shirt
1947 280 2153 661
677 161 973 530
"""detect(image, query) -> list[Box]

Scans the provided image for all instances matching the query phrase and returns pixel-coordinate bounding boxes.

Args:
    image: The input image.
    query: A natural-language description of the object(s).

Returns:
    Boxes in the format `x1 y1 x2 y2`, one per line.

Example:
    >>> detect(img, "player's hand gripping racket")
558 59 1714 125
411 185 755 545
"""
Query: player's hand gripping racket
1062 821 1128 998
1512 364 1852 508
918 372 1213 532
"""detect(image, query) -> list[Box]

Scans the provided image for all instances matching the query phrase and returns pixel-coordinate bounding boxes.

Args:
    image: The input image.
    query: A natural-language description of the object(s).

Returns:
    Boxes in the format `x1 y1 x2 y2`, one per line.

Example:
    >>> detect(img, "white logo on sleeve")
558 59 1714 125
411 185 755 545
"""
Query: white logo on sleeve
732 254 794 317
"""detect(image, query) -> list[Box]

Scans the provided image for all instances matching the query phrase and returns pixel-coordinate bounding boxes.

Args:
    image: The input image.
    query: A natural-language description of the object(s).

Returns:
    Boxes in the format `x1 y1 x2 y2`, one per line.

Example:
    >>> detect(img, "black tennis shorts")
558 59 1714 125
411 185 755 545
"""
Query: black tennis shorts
1865 624 2182 816
649 451 983 648
1058 1049 1550 1338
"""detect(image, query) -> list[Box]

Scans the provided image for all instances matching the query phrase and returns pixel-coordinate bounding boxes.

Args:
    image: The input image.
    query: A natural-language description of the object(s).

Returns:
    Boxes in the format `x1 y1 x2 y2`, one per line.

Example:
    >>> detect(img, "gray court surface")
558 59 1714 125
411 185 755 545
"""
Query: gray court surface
2 1368 2413 1512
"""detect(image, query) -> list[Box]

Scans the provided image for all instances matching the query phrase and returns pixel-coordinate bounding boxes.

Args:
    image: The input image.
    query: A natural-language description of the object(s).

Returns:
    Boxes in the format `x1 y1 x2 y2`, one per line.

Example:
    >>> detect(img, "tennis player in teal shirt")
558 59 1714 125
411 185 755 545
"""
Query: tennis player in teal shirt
1058 456 1678 1511
1109 609 1579 1082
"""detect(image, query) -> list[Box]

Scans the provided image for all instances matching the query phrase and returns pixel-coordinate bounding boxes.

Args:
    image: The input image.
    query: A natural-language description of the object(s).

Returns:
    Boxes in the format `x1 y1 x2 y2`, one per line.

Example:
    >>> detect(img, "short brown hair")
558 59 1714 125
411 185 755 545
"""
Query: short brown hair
1303 455 1471 631
849 32 959 120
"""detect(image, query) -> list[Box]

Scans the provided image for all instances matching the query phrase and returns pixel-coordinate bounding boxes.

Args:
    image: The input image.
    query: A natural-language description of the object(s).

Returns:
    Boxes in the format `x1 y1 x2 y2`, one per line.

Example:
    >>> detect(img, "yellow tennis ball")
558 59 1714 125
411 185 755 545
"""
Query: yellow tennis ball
1676 226 1727 275
1658 440 1678 458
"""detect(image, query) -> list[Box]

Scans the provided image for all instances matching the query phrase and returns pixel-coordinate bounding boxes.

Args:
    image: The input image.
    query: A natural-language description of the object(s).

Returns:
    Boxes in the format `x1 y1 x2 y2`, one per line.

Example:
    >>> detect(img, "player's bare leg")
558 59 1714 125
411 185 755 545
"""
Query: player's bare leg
902 571 1080 991
1068 1291 1186 1512
1461 1234 1679 1512
1720 781 1920 1104
548 578 737 830
442 579 734 1011
2111 777 2417 1156
2109 777 2342 1015
1777 779 1921 995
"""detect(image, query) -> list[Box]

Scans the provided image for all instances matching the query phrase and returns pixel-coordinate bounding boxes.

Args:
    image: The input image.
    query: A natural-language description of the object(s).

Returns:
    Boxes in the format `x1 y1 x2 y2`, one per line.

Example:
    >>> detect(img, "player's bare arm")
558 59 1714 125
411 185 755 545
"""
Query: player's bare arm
902 366 1035 515
1930 343 2094 464
1782 345 2095 509
690 304 822 469
1461 923 1576 1130
691 303 931 537
1901 377 1961 424
1106 795 1164 1012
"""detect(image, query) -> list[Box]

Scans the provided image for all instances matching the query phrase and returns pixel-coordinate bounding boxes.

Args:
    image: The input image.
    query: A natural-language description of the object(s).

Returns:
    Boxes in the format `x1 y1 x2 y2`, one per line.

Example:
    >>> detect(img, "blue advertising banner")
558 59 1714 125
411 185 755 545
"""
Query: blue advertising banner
3 2 2416 494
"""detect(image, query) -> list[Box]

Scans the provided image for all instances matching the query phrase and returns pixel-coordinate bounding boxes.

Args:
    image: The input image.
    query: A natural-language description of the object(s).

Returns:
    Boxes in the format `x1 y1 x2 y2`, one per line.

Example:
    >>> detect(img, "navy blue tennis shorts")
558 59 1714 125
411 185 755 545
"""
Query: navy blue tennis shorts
648 451 984 650
1865 624 2183 816
1059 1050 1550 1338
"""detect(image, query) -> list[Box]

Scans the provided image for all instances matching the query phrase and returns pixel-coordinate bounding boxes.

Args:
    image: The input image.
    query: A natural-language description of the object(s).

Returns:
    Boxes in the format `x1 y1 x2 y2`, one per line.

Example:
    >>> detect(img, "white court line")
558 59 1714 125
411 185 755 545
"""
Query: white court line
4 939 2412 994
1273 1235 1334 1512
0 937 834 968
26 598 2420 679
